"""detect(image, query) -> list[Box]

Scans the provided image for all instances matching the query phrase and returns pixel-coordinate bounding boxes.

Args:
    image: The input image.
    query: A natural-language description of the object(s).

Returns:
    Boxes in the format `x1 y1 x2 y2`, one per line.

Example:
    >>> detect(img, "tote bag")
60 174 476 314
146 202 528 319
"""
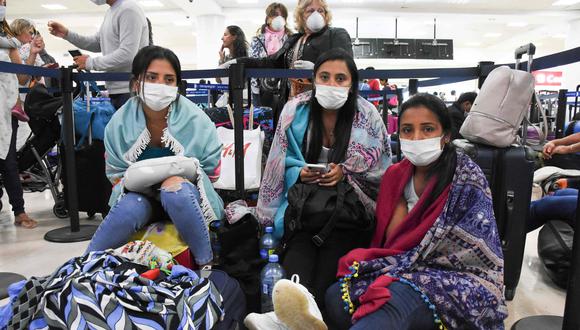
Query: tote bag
213 105 264 190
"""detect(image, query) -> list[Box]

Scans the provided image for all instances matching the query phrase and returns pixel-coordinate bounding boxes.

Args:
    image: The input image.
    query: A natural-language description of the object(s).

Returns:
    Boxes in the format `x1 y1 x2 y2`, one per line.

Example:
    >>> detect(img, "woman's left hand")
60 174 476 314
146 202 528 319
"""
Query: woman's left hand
318 163 344 187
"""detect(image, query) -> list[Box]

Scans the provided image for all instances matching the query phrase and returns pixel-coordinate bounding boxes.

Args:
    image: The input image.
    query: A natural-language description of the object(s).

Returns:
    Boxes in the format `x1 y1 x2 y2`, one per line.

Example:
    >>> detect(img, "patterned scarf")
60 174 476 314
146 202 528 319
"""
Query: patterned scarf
2 251 224 330
337 152 507 329
256 91 392 238
264 26 285 55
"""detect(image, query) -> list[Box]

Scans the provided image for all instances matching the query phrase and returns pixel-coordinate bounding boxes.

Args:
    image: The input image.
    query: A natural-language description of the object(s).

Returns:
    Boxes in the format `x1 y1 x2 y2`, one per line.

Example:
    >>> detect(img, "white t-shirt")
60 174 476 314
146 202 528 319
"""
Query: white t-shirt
404 177 419 212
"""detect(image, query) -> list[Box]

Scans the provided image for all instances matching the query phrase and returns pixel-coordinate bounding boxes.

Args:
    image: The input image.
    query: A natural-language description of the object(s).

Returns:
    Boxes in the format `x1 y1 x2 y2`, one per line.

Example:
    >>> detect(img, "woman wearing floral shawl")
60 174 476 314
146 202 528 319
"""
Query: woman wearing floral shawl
324 93 507 330
254 49 391 314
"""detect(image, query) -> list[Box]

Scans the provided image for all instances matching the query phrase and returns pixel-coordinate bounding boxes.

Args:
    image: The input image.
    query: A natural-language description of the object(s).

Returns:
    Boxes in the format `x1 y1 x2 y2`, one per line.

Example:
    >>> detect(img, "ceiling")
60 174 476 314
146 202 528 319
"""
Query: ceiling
5 0 580 70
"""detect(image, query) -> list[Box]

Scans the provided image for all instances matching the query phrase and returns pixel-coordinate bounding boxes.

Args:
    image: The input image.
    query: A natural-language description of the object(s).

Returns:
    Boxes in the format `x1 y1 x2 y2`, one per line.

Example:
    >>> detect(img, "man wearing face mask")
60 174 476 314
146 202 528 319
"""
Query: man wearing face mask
225 0 353 124
249 2 292 108
47 0 149 110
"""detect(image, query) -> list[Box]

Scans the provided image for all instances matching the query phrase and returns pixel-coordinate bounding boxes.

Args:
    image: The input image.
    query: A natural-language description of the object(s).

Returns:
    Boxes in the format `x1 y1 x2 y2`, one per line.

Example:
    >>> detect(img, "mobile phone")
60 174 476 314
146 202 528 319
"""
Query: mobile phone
68 49 82 57
306 163 329 174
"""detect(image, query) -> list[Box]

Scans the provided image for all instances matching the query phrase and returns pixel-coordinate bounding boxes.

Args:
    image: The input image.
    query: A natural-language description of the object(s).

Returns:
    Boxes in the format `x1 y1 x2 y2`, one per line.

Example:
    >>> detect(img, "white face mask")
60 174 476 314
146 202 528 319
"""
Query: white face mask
400 136 444 167
314 84 350 111
0 6 6 22
139 82 178 112
270 16 285 32
306 11 325 33
89 0 107 5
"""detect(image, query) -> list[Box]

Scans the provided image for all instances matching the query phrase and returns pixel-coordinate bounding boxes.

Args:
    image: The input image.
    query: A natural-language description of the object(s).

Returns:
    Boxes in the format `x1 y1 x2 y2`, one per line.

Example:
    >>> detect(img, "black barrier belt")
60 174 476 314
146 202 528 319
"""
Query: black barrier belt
0 61 61 78
3 45 579 87
359 90 397 96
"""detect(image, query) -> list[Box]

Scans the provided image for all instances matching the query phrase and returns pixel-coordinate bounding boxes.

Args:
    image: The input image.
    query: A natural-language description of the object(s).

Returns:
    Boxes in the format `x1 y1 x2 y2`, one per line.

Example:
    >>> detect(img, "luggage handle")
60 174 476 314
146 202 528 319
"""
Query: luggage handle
514 43 536 72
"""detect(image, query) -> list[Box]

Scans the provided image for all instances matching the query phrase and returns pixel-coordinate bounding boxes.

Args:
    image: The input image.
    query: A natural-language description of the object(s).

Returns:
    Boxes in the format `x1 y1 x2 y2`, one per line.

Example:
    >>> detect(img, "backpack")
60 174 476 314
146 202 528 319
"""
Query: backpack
537 220 574 289
460 65 535 147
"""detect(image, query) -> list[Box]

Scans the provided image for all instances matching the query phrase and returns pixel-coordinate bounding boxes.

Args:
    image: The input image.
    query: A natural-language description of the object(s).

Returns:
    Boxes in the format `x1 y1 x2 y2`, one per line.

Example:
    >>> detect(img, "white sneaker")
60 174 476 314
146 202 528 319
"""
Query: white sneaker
273 274 327 330
244 311 289 330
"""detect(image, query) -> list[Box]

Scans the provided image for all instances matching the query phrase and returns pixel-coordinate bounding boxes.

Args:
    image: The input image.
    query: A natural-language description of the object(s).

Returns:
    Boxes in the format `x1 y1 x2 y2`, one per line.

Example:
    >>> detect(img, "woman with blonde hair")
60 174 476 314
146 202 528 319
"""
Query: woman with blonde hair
223 0 352 122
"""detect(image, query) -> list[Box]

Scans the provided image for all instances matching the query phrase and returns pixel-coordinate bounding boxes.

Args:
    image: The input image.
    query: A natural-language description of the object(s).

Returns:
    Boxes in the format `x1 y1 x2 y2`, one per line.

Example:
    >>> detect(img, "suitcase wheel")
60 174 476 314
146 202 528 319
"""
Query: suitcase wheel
505 288 516 301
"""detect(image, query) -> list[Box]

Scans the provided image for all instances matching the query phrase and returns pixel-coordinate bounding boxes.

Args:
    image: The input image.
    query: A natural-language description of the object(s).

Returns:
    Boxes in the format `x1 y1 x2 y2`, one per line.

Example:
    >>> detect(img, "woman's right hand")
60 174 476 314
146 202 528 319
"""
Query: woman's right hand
47 21 68 38
543 141 557 158
300 167 321 184
219 45 225 63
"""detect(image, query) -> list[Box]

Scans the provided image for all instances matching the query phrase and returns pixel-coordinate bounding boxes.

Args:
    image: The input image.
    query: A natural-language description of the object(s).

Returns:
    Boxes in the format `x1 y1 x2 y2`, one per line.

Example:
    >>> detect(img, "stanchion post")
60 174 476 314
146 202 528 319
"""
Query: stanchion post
477 61 495 89
61 66 80 232
556 89 568 139
562 190 580 329
44 67 98 243
229 63 246 200
408 79 418 95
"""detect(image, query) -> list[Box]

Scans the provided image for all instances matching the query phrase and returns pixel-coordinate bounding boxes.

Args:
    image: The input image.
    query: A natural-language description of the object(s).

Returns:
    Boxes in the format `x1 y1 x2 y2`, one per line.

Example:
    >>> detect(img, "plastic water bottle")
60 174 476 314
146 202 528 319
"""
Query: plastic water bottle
261 254 286 313
209 220 221 263
260 227 278 259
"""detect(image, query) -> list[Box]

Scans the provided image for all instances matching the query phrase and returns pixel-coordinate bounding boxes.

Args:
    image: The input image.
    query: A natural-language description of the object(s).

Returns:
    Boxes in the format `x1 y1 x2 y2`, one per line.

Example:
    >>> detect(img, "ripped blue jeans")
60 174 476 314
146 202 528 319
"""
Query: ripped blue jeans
86 182 213 265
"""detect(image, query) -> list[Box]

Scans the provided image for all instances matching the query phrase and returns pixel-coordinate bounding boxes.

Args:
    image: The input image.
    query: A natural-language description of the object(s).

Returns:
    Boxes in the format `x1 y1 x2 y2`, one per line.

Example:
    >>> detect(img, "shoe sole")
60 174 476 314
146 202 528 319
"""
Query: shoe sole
273 281 327 330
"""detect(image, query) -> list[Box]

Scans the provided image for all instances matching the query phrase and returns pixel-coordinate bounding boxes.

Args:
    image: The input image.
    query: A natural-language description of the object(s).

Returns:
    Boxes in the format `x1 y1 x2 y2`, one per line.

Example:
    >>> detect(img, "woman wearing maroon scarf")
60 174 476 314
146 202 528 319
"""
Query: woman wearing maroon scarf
324 93 507 329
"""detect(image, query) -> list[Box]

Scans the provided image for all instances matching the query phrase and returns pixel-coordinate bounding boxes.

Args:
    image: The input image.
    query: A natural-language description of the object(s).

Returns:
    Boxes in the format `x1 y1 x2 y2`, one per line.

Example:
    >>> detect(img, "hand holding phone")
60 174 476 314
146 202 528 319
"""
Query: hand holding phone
68 49 82 58
306 163 329 174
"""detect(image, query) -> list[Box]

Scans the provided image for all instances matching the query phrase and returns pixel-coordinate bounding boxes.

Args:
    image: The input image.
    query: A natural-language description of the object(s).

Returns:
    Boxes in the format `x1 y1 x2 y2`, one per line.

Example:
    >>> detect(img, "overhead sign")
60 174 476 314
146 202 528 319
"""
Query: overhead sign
533 71 562 86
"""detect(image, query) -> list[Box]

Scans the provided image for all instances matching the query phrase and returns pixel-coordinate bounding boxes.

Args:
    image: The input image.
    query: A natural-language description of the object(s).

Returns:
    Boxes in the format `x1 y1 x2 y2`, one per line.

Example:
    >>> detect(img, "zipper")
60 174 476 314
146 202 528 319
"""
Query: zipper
469 111 517 129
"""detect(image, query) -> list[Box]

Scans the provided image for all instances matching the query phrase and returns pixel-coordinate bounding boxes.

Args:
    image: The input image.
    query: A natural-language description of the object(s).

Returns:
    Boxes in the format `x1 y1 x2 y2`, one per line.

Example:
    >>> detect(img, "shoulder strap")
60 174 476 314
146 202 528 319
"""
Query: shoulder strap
311 181 348 247
257 36 268 56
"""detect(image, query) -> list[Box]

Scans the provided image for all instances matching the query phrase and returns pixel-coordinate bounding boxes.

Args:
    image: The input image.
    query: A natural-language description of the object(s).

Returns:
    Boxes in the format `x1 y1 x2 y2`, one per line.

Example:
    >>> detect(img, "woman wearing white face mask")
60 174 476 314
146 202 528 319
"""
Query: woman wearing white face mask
249 2 292 108
245 49 391 330
324 93 506 330
229 0 352 124
86 46 225 270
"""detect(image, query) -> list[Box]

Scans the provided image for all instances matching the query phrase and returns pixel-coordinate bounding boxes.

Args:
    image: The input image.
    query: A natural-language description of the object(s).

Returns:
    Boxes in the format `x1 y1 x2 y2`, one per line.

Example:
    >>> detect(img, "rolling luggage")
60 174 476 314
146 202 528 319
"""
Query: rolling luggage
453 44 537 300
60 140 111 218
453 140 534 300
61 82 112 218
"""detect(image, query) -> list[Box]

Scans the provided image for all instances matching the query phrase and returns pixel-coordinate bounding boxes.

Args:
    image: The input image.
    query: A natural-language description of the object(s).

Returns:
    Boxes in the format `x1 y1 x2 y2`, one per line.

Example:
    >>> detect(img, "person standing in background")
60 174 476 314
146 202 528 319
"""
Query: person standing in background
216 25 248 85
0 0 37 228
249 2 292 108
448 92 477 140
47 0 149 110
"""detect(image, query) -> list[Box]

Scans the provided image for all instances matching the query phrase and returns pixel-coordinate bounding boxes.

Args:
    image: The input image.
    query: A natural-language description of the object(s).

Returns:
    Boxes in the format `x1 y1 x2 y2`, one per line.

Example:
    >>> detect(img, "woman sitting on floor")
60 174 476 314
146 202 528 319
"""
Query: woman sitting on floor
323 93 508 329
86 45 223 269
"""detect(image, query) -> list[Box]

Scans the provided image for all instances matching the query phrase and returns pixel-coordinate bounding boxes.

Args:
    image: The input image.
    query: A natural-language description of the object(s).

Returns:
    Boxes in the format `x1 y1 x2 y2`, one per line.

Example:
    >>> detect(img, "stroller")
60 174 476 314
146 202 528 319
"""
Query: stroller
0 84 67 218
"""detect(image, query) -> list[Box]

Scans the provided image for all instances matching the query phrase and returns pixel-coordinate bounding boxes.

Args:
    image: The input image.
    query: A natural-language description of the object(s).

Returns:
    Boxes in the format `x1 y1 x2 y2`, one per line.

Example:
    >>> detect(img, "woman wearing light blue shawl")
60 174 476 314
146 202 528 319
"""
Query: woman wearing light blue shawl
251 50 391 317
86 46 223 267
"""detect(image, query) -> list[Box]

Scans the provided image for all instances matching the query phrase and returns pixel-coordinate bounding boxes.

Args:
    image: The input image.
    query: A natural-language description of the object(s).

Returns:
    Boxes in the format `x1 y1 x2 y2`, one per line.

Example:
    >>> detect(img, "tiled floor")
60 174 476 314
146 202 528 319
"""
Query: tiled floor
0 190 568 328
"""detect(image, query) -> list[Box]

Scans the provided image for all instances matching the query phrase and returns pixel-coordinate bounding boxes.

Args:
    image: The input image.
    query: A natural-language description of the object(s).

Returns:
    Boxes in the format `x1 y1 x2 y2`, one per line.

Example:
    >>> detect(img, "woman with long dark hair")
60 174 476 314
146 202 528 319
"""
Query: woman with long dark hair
219 25 248 64
245 49 391 329
322 93 507 329
87 46 224 268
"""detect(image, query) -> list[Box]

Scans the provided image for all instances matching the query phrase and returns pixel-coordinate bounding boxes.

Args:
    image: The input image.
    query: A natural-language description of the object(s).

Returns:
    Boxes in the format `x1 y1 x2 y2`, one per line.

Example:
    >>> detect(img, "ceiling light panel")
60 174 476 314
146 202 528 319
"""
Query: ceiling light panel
41 4 67 10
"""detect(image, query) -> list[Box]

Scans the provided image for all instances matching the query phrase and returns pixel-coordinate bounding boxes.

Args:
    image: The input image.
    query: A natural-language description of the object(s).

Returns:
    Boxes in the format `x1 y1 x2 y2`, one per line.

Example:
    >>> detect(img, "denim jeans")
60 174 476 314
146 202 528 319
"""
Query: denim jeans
87 181 213 265
325 281 435 330
528 188 578 232
0 117 25 216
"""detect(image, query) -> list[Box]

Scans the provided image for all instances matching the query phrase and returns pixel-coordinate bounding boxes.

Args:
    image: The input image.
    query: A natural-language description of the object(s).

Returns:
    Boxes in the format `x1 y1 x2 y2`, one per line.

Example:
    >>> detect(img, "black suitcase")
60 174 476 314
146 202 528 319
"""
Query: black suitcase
453 139 534 300
60 140 111 218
